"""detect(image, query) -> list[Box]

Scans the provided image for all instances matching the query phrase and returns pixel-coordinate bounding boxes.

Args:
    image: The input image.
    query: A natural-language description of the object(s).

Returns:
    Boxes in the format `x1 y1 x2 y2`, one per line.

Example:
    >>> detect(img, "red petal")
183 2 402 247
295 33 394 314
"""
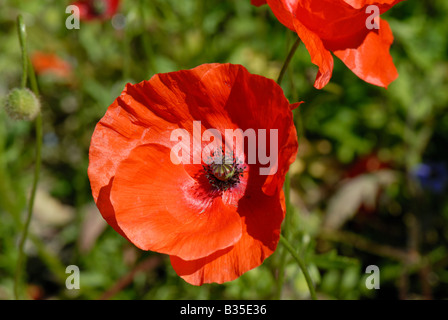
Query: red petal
265 0 297 31
291 18 334 89
170 189 286 285
110 143 243 260
203 64 298 194
71 0 121 20
31 52 72 79
88 64 223 233
262 117 298 195
95 177 129 240
289 101 304 110
264 0 402 88
265 1 337 88
333 19 398 88
105 0 120 18
267 0 366 47
343 0 405 10
251 0 267 7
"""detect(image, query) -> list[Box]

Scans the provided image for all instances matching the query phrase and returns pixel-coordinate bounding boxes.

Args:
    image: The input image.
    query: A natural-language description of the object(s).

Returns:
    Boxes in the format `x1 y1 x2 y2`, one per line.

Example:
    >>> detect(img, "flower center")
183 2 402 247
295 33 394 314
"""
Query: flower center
210 157 236 181
203 152 245 191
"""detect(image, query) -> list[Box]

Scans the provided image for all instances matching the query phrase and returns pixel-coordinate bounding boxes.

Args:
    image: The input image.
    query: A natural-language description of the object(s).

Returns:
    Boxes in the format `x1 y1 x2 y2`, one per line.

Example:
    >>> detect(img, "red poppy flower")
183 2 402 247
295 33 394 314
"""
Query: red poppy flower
71 0 120 21
251 0 268 6
345 153 390 178
31 52 72 79
252 0 404 89
88 63 299 285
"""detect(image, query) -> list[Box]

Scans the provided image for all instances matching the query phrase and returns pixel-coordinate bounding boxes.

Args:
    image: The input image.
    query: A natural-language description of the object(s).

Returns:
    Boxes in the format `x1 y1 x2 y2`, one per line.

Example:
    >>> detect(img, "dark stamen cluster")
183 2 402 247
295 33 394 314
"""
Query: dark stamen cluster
203 150 245 192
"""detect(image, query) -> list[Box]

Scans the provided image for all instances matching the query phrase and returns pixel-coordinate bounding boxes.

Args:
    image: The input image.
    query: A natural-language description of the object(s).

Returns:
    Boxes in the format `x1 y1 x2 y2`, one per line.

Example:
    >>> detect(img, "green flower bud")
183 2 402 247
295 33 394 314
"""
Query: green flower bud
5 88 40 121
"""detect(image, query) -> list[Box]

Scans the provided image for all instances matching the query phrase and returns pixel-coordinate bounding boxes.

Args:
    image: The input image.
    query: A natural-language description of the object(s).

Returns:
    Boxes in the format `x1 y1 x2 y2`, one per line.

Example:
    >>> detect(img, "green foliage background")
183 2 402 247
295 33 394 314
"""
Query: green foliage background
0 0 447 299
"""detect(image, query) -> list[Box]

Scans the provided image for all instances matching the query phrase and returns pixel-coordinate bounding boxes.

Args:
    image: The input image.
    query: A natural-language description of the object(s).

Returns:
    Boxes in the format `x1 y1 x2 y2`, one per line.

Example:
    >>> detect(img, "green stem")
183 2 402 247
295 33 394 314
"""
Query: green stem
276 36 301 86
28 57 39 95
17 15 28 88
13 15 43 300
14 114 42 299
279 235 317 300
275 172 292 299
283 172 292 236
275 35 302 299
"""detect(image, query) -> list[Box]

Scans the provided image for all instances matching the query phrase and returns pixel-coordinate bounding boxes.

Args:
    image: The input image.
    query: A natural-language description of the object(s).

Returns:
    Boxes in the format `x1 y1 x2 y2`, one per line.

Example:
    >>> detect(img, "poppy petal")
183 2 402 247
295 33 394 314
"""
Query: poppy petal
262 117 298 196
31 52 72 79
262 0 402 88
289 101 304 110
265 0 296 31
333 19 398 88
251 0 267 7
88 64 223 234
343 0 404 10
201 64 298 195
170 188 286 285
72 0 121 21
110 143 243 261
291 18 334 89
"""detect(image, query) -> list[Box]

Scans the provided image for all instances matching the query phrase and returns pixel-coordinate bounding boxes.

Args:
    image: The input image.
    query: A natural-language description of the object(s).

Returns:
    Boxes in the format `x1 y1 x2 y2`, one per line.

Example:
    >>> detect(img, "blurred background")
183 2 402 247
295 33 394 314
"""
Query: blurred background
0 0 447 300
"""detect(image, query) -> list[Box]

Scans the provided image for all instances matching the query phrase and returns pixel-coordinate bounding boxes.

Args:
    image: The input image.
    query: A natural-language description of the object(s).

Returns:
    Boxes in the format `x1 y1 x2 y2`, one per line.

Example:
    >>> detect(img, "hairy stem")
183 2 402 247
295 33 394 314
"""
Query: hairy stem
279 235 317 300
13 15 43 300
275 35 305 299
277 36 301 86
17 15 28 88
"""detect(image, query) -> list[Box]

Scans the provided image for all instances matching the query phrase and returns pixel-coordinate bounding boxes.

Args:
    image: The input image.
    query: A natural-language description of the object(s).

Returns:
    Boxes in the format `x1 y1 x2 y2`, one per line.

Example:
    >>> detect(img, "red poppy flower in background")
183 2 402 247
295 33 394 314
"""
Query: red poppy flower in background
31 51 72 79
252 0 405 89
88 63 299 285
251 0 268 6
72 0 120 21
345 153 390 178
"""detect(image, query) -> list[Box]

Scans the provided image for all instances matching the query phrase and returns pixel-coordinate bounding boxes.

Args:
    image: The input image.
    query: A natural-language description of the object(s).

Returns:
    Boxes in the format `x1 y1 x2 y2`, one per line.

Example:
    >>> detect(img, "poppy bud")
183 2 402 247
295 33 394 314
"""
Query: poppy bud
4 88 40 121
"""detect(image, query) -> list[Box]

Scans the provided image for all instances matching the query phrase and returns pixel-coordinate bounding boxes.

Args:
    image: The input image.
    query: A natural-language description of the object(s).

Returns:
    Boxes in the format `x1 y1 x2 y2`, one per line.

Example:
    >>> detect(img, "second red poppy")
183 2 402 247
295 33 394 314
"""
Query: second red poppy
252 0 405 89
